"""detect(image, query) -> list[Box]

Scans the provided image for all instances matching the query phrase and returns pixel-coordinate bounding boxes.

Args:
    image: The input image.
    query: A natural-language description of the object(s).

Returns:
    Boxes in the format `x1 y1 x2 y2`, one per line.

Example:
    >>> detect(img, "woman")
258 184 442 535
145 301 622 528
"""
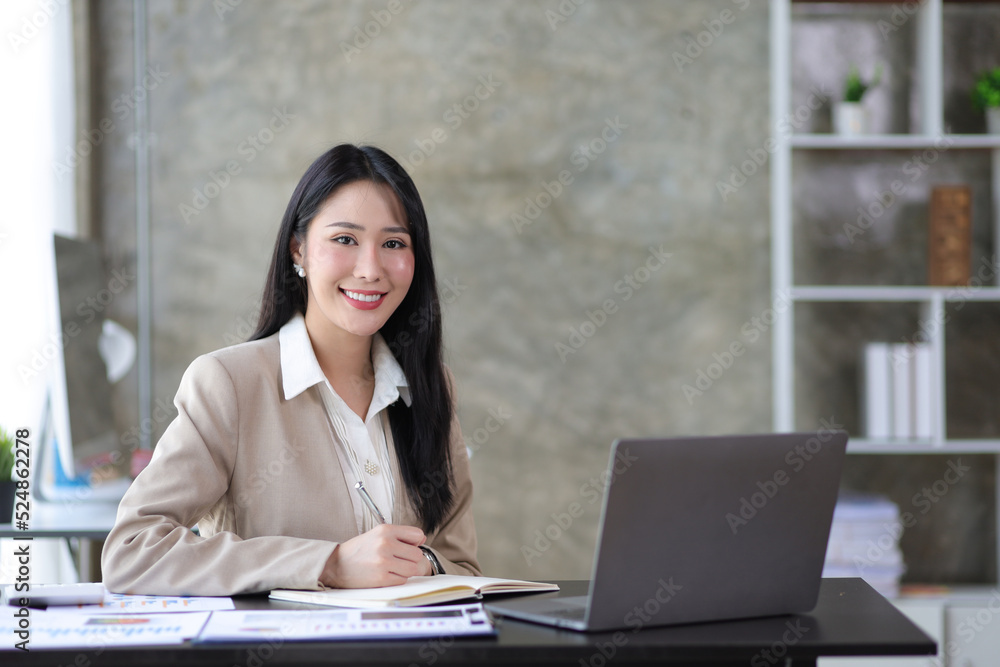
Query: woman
102 144 481 595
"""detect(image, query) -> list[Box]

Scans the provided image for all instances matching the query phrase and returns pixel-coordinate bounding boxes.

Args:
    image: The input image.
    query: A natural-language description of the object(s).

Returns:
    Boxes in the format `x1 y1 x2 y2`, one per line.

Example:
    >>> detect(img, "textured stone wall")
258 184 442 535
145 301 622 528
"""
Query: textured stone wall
92 0 772 580
88 0 996 583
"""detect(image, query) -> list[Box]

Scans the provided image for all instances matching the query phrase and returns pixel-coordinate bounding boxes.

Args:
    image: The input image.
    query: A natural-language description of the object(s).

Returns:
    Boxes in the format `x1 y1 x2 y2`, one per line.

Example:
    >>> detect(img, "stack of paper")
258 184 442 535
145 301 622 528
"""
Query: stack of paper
823 492 906 598
861 342 934 440
196 604 496 642
1 584 497 650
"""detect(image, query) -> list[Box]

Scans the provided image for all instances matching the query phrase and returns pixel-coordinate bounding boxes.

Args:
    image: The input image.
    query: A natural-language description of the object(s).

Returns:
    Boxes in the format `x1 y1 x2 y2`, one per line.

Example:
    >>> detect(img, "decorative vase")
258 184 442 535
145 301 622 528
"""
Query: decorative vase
987 107 1000 135
833 102 867 136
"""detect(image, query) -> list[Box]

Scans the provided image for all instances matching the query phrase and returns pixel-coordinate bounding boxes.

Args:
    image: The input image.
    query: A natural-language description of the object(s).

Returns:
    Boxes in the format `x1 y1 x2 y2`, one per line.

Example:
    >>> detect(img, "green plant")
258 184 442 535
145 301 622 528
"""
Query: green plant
844 65 882 103
0 427 13 481
971 68 1000 111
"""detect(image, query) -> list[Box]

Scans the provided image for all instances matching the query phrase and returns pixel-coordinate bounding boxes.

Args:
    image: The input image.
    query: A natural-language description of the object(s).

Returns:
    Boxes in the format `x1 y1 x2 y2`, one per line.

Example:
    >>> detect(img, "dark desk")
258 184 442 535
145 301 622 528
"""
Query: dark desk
5 578 934 666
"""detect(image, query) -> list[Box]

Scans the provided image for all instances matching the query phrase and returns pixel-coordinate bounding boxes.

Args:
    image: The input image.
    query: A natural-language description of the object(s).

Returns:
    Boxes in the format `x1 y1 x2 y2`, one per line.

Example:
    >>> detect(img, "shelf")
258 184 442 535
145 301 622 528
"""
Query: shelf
791 134 1000 149
775 0 1000 596
791 286 1000 302
892 585 1000 605
792 1 997 4
849 439 1000 454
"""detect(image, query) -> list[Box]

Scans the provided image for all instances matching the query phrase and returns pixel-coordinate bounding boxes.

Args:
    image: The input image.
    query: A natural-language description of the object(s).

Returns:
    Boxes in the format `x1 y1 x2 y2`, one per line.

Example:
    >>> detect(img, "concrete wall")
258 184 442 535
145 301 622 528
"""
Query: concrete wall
85 0 996 583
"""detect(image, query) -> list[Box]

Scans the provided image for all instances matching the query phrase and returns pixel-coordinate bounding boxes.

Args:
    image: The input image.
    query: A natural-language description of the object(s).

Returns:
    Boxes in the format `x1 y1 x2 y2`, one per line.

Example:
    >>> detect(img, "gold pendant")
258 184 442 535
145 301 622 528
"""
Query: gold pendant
364 459 379 476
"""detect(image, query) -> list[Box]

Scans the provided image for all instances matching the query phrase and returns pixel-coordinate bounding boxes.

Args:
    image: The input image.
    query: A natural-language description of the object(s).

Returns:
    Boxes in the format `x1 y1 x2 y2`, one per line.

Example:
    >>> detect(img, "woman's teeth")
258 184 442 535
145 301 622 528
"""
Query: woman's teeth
344 290 383 302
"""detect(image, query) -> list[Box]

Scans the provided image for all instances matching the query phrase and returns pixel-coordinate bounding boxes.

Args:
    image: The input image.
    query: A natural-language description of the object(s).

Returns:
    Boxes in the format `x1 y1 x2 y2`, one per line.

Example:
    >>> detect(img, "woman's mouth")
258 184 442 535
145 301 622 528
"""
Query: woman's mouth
341 288 387 310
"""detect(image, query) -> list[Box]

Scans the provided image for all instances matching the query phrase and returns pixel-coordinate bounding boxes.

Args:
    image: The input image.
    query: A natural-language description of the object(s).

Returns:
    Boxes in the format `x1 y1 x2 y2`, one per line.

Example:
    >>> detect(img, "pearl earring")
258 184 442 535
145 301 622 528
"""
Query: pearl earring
293 263 305 278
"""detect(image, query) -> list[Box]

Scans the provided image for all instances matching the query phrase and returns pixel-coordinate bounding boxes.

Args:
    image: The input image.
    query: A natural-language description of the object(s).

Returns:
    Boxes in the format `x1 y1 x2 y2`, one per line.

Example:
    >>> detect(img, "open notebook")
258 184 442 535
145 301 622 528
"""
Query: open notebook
270 575 558 609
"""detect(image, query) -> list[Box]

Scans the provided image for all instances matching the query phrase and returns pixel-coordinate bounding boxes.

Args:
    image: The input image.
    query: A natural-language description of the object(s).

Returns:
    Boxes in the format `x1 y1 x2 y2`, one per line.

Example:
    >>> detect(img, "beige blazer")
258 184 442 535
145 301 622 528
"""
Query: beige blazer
101 333 481 596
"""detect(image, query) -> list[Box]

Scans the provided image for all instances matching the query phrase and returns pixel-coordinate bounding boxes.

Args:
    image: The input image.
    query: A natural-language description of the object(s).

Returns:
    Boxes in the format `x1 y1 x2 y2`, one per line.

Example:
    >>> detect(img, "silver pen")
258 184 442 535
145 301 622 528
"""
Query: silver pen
354 480 388 524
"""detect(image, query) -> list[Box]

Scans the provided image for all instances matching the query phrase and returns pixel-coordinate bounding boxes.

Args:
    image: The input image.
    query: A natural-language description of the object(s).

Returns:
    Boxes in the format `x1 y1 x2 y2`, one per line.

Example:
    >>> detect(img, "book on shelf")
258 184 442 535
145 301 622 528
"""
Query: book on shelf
913 344 934 438
861 342 934 441
890 344 911 439
269 575 559 609
927 185 971 287
861 343 891 439
823 492 906 599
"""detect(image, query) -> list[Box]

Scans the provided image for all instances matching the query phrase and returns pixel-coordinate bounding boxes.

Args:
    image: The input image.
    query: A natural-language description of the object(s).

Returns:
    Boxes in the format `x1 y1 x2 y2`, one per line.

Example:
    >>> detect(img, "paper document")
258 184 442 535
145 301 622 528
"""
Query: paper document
71 592 236 613
3 583 234 613
196 603 496 643
0 611 211 650
4 583 236 614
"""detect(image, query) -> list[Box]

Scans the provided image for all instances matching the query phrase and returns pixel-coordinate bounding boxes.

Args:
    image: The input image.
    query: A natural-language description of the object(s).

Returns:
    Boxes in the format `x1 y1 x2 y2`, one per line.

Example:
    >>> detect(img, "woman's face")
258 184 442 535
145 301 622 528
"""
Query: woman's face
292 180 415 341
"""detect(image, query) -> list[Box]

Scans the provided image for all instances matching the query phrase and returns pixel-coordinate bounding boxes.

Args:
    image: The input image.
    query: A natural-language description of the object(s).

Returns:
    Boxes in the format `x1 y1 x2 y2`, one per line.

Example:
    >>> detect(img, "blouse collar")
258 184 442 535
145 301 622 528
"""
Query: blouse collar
278 312 412 414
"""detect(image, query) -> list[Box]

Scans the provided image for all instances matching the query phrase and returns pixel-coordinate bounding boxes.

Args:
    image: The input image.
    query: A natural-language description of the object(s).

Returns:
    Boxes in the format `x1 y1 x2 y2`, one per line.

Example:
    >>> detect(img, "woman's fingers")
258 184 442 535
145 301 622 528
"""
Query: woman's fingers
320 525 429 588
383 524 427 546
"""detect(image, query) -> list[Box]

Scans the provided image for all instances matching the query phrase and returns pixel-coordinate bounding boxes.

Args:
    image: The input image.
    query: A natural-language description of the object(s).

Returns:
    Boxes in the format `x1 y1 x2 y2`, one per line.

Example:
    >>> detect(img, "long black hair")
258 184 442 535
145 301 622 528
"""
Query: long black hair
250 144 455 533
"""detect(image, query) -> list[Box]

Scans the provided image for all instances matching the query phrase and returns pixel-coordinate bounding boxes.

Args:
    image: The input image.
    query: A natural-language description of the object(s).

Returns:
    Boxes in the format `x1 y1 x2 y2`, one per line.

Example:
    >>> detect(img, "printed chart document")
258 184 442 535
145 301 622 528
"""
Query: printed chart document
72 593 235 614
196 603 496 643
0 611 211 650
3 583 234 613
270 575 559 608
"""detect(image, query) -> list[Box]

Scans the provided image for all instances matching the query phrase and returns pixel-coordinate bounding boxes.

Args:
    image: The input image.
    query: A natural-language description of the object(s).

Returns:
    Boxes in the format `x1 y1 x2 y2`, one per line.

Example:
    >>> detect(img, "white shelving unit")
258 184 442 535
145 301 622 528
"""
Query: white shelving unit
791 134 1000 149
772 0 1000 444
770 2 1000 660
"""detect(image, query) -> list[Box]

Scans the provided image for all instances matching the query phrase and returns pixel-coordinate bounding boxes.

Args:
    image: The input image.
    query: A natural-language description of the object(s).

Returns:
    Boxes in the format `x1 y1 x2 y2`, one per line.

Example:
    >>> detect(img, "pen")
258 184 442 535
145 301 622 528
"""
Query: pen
356 480 442 575
354 480 387 525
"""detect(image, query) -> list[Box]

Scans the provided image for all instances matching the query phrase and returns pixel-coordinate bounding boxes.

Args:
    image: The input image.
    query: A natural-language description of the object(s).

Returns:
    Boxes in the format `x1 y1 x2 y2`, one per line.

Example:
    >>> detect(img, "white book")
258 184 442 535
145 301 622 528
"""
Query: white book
821 564 904 598
913 343 934 439
861 343 892 440
890 344 912 439
270 575 559 609
832 491 900 522
829 523 903 543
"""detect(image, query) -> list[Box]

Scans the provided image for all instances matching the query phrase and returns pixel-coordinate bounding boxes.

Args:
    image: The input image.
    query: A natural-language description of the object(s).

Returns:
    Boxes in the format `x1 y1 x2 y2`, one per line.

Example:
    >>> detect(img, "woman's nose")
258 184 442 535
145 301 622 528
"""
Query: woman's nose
353 244 384 280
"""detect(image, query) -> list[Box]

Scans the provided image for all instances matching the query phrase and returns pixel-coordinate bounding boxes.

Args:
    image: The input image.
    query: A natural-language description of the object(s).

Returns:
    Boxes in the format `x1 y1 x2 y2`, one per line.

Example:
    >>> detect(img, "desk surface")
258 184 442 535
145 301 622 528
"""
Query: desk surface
4 578 935 666
0 500 119 539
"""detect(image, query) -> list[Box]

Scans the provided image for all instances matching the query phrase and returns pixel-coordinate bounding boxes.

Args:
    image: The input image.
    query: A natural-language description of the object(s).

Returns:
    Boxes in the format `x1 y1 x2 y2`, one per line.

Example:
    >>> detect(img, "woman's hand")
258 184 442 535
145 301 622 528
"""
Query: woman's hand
320 524 433 588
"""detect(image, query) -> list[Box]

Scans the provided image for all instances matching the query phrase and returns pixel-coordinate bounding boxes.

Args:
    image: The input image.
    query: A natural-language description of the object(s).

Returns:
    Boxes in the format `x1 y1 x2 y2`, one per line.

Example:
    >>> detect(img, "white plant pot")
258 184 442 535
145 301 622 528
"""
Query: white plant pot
987 107 1000 134
833 102 867 136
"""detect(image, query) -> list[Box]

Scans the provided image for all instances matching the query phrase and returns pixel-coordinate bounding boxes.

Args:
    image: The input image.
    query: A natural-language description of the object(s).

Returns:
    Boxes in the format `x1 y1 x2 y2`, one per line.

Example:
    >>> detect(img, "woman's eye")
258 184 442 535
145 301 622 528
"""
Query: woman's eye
384 239 408 249
332 236 356 245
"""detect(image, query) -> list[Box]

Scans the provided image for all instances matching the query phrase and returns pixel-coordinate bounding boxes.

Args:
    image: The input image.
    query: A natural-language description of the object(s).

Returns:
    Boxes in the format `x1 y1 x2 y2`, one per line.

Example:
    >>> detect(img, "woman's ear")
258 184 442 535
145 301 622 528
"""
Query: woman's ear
289 236 303 267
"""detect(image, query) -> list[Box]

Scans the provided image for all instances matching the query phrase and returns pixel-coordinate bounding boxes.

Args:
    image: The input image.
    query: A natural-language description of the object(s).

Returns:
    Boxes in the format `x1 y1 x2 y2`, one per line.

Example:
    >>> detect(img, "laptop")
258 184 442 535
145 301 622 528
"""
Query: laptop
486 431 848 632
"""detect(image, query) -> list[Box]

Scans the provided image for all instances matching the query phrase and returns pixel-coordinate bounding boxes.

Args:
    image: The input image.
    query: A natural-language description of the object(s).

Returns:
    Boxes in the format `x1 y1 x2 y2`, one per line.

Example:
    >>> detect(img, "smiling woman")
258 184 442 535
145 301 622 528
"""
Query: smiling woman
292 181 415 341
100 144 481 595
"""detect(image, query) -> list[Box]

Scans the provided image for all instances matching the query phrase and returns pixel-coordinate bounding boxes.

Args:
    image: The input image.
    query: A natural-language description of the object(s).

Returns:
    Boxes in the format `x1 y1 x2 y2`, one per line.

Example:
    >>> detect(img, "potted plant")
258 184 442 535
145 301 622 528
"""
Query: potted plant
0 427 15 522
834 65 882 136
971 67 1000 134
